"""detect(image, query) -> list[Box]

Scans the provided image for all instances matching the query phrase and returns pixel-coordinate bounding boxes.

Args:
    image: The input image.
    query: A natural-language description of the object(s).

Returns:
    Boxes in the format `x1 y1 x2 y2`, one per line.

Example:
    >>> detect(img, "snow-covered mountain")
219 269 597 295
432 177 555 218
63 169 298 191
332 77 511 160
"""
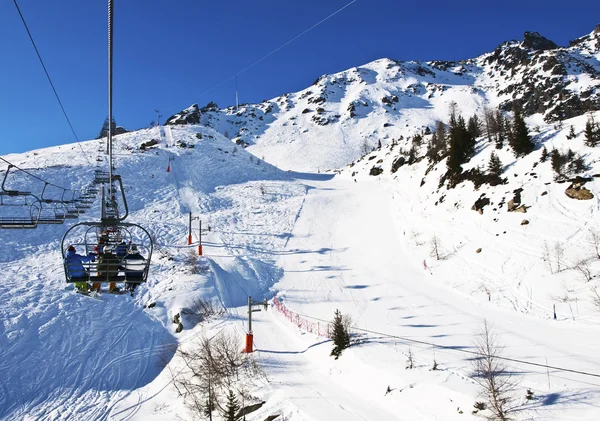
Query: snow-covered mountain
3 25 600 421
166 25 600 172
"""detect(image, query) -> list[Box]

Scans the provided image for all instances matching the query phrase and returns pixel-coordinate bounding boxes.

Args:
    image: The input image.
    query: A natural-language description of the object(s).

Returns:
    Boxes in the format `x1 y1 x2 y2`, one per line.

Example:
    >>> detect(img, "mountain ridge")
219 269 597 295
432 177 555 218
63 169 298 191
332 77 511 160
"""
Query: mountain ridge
164 26 600 172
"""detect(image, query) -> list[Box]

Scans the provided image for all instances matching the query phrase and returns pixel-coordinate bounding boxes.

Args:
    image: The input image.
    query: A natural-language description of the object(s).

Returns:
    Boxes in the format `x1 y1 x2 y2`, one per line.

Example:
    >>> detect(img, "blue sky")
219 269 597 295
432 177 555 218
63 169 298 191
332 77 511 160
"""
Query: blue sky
1 0 598 155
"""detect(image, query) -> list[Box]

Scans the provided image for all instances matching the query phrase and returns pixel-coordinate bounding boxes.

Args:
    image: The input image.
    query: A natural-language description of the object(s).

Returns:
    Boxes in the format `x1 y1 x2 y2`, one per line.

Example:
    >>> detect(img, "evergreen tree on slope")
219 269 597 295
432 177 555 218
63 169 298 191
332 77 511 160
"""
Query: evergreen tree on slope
509 105 535 157
330 309 350 359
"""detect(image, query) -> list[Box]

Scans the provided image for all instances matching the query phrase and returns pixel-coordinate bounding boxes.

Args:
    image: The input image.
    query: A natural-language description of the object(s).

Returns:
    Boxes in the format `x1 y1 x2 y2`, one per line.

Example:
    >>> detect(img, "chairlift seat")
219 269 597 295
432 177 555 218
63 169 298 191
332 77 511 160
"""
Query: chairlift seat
0 218 37 228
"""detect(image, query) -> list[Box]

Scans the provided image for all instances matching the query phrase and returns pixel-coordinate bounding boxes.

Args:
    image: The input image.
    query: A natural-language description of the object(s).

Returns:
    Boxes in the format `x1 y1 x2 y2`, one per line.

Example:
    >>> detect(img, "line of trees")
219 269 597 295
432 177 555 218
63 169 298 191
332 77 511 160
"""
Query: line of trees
421 102 537 188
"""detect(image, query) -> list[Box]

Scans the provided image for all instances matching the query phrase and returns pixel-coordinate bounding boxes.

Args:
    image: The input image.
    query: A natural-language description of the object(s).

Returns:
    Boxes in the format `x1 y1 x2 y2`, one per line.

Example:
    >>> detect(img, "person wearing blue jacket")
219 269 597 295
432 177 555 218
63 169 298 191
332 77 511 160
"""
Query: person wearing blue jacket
116 241 128 259
65 245 96 291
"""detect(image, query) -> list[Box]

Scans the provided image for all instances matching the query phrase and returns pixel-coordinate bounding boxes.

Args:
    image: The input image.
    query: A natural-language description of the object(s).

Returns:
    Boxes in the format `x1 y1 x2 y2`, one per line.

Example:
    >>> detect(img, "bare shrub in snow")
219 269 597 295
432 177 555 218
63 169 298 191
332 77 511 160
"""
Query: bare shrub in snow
171 332 263 417
573 259 593 282
471 320 518 421
406 345 415 369
430 234 442 260
592 287 600 311
411 230 424 246
542 241 565 274
183 297 225 321
589 230 600 259
185 250 208 275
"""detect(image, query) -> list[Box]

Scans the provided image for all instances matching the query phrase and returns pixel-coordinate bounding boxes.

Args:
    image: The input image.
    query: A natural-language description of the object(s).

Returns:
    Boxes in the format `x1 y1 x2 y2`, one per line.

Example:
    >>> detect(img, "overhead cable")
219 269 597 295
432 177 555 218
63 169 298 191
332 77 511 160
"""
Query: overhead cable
12 0 92 165
196 0 358 99
0 156 71 193
290 311 600 380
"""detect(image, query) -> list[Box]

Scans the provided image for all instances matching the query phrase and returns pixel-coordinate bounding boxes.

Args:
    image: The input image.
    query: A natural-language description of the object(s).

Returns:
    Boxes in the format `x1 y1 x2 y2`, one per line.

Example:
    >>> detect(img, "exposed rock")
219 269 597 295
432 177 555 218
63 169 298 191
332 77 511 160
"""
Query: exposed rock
565 183 594 200
476 248 482 253
514 205 528 213
140 139 159 150
541 191 548 196
521 219 529 225
175 322 183 333
236 401 266 419
370 166 383 176
200 101 219 113
165 104 201 125
391 156 406 173
472 195 490 214
523 32 558 51
507 188 526 212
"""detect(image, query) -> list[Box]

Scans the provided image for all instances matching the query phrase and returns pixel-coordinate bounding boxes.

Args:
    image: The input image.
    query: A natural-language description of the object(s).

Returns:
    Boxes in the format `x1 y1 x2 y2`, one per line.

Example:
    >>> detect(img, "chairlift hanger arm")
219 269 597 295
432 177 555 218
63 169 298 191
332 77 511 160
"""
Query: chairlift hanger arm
1 164 31 196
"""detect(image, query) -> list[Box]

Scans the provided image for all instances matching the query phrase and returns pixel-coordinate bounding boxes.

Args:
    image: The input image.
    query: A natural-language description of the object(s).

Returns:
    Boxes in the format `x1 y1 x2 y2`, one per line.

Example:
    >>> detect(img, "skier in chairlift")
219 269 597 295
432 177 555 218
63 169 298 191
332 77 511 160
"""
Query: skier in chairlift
65 245 96 292
123 244 145 292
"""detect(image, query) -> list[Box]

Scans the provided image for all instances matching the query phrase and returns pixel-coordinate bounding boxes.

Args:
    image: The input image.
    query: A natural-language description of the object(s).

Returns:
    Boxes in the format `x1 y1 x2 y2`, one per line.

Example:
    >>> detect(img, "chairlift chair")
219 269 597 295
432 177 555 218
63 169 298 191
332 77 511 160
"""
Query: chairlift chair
0 192 41 228
61 175 153 287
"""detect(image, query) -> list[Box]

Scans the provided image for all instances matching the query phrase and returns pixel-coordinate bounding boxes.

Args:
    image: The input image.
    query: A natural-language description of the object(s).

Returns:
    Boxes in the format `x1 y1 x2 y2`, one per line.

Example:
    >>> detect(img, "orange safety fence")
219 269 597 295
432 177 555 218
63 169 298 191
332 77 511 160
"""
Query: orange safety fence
272 295 331 339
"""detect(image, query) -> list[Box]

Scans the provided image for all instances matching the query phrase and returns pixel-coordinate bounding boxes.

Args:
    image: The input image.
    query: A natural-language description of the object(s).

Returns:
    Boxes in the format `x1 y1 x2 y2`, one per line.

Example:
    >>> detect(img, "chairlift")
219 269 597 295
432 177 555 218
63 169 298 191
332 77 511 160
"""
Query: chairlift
63 1 153 291
0 192 41 228
93 170 110 184
0 165 42 228
35 201 68 225
61 175 153 287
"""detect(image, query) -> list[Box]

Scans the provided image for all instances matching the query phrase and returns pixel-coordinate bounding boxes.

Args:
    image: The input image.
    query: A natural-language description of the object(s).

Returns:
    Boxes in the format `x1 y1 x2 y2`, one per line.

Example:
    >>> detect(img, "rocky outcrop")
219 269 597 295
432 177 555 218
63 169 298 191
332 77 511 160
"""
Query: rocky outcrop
486 29 600 122
565 182 594 200
370 166 383 176
391 156 406 173
472 195 490 214
165 104 201 125
523 32 558 51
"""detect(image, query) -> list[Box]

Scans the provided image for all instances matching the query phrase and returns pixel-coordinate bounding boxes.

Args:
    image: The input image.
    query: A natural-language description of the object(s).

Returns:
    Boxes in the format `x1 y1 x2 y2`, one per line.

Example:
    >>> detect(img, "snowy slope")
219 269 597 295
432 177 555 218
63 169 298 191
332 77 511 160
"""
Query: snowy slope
2 120 600 420
3 26 600 421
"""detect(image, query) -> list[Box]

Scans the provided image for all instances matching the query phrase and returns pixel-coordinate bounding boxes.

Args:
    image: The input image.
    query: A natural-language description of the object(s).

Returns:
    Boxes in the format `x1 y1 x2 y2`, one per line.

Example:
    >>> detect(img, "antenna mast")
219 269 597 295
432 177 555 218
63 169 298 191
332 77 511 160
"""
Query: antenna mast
235 74 239 112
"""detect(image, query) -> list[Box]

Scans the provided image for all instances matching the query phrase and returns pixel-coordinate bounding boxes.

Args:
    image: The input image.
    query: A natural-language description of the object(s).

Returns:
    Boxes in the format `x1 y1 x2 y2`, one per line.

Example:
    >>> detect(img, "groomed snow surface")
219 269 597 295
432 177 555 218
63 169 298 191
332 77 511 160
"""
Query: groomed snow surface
1 123 600 420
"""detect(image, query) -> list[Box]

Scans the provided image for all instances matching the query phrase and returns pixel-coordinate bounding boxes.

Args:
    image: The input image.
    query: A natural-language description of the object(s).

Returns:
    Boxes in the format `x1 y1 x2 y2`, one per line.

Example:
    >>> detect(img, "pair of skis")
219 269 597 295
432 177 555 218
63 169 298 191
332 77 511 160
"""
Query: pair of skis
75 289 133 299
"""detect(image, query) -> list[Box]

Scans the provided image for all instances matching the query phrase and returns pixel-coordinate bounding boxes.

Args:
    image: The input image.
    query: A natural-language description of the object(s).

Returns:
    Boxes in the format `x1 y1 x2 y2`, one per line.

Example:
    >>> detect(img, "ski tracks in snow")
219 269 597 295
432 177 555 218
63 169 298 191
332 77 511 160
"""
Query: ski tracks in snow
0 253 176 421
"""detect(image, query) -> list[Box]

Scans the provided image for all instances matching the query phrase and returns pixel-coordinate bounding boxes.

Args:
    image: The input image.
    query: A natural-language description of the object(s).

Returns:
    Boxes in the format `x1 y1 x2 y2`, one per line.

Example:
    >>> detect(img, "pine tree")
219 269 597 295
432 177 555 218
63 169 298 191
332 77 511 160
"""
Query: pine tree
426 132 440 163
223 390 240 421
566 125 576 140
510 105 535 157
488 152 503 178
446 112 475 178
584 116 600 147
551 148 564 177
540 146 549 163
467 114 482 138
330 309 350 359
494 111 505 150
97 116 117 139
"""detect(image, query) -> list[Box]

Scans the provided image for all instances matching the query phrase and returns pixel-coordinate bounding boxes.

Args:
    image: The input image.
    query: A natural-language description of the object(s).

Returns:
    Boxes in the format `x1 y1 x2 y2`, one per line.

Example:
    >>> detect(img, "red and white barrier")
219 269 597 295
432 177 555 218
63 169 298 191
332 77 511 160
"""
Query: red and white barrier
272 295 330 339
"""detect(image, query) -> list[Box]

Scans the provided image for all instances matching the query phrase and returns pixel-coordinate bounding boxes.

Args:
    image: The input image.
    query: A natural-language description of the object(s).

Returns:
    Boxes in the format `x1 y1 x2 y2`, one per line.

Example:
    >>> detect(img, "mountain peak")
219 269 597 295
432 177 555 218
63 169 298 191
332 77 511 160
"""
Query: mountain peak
165 104 201 125
522 31 558 50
